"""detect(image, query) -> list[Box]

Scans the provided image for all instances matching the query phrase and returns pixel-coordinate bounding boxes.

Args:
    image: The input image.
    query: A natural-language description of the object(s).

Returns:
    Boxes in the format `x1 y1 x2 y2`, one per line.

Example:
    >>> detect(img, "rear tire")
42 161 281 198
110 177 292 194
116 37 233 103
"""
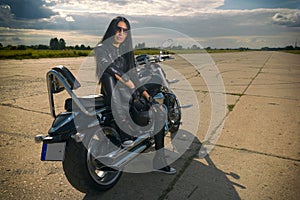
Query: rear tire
62 128 122 193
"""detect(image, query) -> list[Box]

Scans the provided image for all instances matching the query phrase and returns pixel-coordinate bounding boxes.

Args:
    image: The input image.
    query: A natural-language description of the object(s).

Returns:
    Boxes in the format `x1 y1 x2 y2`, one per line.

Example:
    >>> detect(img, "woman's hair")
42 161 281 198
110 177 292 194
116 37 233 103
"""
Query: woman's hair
101 16 135 69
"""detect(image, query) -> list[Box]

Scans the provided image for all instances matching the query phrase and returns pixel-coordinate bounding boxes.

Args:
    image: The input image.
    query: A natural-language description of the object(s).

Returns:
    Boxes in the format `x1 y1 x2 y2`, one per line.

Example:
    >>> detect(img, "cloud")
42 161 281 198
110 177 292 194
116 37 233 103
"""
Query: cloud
0 0 57 19
272 11 300 27
0 5 14 26
0 0 299 48
106 0 130 6
129 9 291 37
0 27 100 46
0 5 44 30
65 15 75 22
195 34 299 49
218 0 300 10
51 0 225 16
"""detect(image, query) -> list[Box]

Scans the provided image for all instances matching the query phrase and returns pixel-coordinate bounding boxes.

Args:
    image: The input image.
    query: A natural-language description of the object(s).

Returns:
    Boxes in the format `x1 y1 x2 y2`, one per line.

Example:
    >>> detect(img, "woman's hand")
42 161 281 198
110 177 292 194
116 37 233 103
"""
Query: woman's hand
142 90 150 101
115 74 135 89
126 80 135 89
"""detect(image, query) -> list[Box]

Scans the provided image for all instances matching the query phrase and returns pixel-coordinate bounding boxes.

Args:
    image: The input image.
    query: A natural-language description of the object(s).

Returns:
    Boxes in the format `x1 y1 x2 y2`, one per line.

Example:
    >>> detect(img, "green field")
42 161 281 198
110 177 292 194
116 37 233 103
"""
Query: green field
282 50 300 54
0 49 246 59
0 49 93 59
1 49 299 60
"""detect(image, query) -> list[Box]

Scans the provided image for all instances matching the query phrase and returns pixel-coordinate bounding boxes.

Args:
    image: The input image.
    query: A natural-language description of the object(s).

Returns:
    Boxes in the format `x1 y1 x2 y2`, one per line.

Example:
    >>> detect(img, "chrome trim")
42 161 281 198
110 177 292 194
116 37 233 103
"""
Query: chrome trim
94 132 152 169
153 92 164 104
46 69 99 117
157 67 169 87
87 145 121 186
34 134 45 143
112 144 147 169
180 104 193 109
167 78 179 84
71 132 85 143
48 112 77 133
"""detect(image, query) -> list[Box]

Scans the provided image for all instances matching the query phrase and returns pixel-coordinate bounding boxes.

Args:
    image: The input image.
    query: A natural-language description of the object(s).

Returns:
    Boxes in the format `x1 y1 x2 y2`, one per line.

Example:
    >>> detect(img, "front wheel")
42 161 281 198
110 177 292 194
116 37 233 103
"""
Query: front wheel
167 94 181 133
62 127 122 193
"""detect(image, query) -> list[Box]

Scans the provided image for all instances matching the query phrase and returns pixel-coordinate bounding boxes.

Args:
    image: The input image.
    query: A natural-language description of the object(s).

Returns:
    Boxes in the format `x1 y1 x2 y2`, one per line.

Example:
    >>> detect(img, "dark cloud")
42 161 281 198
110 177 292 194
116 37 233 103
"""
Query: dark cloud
0 9 112 36
0 0 57 19
218 0 300 10
129 12 277 38
12 36 22 41
106 0 130 6
0 5 14 24
272 12 300 27
0 4 46 29
0 1 299 48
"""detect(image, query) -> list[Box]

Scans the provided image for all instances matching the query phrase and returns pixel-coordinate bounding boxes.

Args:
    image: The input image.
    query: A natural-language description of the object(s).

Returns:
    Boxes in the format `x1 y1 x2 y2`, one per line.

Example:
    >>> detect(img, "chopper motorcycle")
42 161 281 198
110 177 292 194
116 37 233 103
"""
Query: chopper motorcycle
35 55 188 193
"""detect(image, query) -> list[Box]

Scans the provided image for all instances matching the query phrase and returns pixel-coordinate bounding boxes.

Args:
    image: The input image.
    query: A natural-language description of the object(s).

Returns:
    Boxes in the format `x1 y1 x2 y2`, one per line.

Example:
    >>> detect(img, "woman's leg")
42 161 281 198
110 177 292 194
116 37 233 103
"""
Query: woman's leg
154 128 165 150
100 73 116 105
101 74 133 141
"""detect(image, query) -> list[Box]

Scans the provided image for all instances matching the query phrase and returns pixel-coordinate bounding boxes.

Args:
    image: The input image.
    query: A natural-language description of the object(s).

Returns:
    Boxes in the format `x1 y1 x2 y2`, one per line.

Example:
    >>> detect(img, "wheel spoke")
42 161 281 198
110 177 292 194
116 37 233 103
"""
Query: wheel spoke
87 127 122 186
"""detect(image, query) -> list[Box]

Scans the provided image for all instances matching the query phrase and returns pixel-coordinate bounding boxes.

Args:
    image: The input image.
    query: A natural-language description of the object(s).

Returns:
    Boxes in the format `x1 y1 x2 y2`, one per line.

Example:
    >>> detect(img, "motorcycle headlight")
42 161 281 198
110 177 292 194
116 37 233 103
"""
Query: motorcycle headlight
153 93 164 104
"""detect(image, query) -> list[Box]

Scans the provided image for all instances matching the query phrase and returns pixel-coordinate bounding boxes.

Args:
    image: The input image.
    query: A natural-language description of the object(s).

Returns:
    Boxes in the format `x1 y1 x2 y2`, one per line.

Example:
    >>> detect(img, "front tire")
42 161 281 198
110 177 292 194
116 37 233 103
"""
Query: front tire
167 94 181 133
62 128 122 193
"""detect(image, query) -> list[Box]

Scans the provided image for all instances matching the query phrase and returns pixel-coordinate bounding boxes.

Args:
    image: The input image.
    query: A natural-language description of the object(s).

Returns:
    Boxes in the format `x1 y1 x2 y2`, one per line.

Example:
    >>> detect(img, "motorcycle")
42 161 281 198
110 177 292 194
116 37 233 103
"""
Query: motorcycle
35 55 190 193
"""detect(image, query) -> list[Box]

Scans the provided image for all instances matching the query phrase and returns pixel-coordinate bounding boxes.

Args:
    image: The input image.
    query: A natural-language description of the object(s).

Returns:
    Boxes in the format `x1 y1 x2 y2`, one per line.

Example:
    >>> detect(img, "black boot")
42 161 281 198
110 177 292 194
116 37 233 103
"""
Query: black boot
118 119 135 148
153 149 176 175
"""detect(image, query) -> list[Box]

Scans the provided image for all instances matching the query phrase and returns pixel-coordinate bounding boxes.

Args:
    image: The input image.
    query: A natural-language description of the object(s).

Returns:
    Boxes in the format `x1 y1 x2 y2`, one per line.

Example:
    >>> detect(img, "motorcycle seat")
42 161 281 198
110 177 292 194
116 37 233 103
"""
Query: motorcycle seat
64 94 107 112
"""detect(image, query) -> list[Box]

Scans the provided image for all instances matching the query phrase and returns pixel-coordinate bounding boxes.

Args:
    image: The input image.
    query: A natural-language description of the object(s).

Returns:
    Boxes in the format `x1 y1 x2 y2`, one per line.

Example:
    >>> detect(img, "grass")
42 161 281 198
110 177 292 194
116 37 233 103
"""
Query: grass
228 104 235 112
0 49 162 60
0 48 255 60
282 50 300 54
0 49 93 59
2 48 299 60
227 92 244 97
134 49 162 55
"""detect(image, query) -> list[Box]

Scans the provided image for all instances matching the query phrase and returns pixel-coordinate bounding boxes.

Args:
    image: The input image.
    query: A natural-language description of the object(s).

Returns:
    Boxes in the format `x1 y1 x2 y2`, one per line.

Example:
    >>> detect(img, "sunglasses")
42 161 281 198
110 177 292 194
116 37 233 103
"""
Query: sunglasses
116 26 128 33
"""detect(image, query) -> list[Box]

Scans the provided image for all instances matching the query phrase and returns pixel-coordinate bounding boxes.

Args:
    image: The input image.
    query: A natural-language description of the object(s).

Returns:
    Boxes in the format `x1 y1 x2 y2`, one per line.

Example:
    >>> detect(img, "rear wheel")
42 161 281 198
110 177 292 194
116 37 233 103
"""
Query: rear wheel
63 127 122 193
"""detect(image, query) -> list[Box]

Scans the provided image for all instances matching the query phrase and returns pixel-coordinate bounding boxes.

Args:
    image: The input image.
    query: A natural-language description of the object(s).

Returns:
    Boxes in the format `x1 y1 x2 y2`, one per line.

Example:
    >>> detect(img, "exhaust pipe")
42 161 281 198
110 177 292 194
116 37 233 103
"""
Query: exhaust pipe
112 144 148 169
95 133 152 170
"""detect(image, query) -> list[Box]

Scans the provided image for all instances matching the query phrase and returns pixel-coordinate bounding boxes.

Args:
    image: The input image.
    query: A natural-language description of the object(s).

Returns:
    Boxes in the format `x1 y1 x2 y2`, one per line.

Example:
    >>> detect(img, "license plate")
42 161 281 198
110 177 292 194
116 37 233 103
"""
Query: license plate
41 142 66 161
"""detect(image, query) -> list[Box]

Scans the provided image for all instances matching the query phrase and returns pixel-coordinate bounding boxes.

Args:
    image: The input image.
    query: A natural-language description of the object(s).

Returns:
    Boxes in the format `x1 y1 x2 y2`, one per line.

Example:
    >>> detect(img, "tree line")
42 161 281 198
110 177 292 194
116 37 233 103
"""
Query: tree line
0 37 92 50
134 42 300 51
1 40 299 51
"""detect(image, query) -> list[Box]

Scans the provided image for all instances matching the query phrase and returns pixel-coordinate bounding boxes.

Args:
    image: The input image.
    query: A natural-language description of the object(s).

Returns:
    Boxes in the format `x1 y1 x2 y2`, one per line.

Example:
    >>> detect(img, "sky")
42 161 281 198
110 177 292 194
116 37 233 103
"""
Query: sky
0 0 299 48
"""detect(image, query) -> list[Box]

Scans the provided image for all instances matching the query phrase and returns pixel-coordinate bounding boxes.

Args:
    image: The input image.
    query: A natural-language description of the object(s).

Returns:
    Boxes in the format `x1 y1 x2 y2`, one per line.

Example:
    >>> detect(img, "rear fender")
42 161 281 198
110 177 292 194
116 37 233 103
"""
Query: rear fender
48 112 76 136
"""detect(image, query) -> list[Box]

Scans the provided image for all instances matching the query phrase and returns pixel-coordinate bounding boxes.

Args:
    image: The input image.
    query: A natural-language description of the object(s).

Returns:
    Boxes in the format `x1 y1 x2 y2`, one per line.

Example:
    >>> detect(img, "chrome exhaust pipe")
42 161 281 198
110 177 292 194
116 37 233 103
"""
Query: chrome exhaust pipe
111 144 148 169
95 133 152 170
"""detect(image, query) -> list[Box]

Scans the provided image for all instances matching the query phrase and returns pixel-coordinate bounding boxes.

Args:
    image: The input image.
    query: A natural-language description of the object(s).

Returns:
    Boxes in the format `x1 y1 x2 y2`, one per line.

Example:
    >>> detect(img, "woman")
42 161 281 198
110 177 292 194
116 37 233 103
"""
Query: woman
94 16 176 174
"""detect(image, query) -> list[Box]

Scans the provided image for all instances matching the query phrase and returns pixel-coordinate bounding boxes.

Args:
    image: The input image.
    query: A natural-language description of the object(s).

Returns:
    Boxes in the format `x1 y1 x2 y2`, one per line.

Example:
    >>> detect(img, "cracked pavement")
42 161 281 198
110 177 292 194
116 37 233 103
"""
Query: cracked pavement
0 51 299 199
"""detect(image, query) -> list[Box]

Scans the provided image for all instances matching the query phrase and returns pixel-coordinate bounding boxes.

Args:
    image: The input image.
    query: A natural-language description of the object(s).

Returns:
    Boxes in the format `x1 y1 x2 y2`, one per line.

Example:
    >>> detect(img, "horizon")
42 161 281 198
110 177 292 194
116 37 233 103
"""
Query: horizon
1 40 299 50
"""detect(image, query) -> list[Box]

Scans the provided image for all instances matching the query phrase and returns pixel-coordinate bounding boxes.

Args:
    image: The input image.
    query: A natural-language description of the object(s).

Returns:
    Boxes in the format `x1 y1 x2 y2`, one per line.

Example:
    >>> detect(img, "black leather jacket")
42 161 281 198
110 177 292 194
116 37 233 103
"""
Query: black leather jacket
94 43 146 92
95 43 128 79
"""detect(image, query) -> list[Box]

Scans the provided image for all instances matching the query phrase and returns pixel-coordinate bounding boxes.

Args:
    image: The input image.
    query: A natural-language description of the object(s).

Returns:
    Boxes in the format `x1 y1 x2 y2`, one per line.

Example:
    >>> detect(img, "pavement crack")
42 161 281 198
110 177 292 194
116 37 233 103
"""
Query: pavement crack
240 53 273 97
241 94 299 101
158 143 202 200
187 185 198 199
0 103 50 116
223 53 274 113
0 92 48 104
214 144 300 162
0 131 34 139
